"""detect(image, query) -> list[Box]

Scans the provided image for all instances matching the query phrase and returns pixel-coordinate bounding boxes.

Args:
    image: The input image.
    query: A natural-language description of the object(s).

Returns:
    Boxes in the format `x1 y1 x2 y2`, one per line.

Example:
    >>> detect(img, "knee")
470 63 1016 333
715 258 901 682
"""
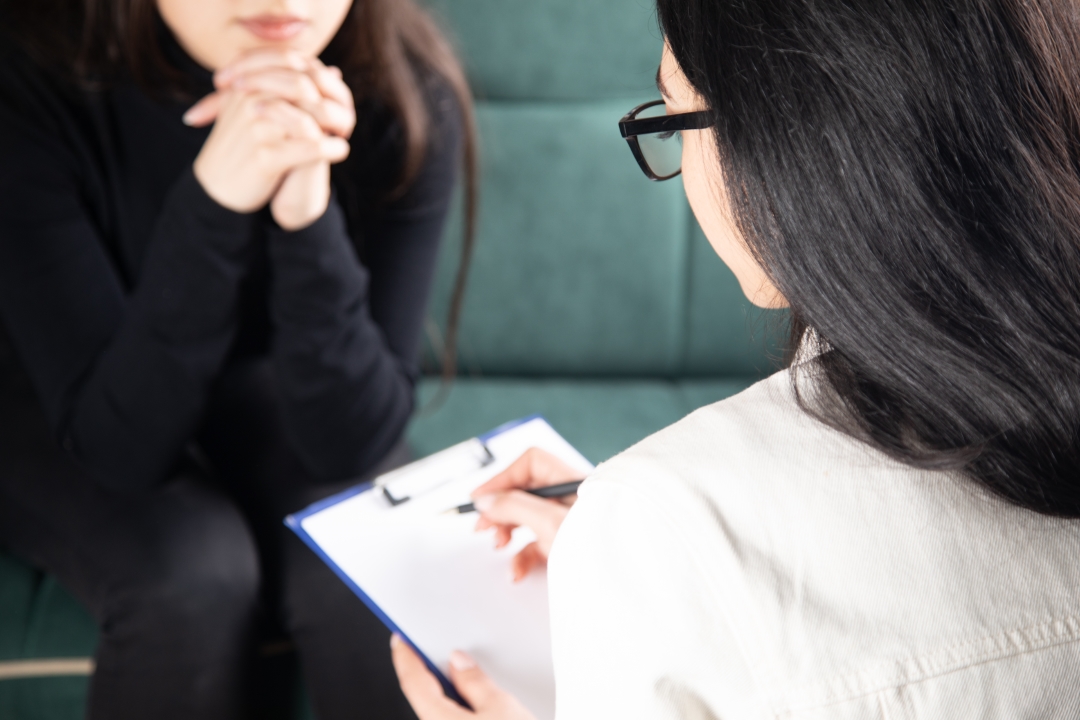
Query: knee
108 491 261 636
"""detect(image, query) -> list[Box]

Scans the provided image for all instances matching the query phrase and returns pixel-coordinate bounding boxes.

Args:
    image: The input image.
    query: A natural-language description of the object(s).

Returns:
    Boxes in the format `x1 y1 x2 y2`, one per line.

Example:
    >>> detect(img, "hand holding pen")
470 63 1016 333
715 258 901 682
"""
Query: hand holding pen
469 448 585 582
392 447 582 718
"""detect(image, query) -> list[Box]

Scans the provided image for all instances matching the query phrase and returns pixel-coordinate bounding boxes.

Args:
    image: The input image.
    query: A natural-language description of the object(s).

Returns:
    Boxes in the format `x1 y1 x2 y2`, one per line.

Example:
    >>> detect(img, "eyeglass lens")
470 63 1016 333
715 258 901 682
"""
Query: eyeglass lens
635 103 683 178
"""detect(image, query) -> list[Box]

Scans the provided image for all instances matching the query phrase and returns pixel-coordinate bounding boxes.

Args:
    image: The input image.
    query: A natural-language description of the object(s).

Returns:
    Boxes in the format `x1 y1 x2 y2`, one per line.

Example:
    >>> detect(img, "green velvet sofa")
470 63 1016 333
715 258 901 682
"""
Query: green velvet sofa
0 1 780 717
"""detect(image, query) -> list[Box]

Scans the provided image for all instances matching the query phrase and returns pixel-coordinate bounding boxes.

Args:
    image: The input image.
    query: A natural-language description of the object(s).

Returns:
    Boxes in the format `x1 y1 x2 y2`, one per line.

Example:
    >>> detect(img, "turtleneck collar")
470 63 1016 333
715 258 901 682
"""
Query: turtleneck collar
156 15 216 100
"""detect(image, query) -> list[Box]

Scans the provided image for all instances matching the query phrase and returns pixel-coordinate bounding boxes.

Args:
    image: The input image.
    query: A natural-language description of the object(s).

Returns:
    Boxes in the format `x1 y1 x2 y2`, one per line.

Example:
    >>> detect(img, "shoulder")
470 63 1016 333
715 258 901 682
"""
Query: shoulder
554 368 1080 715
339 67 462 208
349 66 463 164
0 21 90 157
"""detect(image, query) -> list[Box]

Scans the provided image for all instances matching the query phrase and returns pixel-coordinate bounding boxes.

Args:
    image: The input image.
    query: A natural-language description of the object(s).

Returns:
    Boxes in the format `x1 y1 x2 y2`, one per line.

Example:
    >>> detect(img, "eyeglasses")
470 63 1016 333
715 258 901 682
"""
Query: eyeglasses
618 100 712 181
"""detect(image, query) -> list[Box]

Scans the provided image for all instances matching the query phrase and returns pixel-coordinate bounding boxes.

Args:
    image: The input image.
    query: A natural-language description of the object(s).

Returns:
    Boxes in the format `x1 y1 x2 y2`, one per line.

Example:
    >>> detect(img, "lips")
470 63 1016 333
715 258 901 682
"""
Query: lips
238 15 309 42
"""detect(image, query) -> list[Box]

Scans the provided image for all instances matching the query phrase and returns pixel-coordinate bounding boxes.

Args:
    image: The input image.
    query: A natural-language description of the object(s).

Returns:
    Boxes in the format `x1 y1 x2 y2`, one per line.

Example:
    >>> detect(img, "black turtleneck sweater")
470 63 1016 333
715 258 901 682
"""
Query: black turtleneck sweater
0 30 459 491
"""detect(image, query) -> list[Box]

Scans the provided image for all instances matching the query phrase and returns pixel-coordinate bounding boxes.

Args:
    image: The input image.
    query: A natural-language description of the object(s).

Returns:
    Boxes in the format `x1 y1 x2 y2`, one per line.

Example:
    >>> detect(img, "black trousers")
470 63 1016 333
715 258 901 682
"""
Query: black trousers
0 359 417 720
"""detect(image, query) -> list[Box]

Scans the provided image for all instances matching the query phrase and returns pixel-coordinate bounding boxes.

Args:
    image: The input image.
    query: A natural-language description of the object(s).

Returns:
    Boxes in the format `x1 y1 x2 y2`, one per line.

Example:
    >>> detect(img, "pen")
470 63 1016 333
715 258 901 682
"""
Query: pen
442 480 585 515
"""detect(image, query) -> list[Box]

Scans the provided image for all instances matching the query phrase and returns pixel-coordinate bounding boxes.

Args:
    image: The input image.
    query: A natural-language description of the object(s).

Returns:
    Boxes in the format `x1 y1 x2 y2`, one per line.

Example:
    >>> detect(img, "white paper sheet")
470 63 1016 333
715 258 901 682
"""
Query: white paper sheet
289 417 594 720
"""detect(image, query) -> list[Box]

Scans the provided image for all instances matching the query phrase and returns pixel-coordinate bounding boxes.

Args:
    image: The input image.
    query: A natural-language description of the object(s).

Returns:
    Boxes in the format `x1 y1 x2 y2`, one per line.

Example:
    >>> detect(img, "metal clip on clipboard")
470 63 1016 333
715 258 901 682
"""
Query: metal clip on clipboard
375 438 495 506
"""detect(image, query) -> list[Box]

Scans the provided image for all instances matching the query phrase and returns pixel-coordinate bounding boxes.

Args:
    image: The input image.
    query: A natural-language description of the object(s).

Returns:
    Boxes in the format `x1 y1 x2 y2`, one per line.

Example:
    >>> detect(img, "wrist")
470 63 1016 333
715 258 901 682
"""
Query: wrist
270 161 333 231
193 157 263 214
272 201 329 231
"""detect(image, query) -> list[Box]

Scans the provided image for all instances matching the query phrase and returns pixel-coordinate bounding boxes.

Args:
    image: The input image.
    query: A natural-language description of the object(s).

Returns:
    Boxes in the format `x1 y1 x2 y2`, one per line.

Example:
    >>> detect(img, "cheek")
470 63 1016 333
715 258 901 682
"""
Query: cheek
681 131 782 307
305 0 354 55
157 0 236 70
158 0 354 69
682 133 739 265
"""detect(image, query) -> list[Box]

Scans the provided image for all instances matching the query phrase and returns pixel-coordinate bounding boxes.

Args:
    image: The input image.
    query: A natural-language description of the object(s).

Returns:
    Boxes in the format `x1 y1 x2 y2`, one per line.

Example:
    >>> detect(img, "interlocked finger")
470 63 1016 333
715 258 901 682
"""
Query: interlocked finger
214 48 309 87
257 98 324 140
233 69 354 137
306 56 354 107
237 68 321 104
260 136 350 174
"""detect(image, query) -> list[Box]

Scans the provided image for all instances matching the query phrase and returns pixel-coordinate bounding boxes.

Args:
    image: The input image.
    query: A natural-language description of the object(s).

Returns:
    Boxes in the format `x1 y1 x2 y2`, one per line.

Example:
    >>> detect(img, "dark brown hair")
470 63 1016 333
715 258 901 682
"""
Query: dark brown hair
10 0 477 383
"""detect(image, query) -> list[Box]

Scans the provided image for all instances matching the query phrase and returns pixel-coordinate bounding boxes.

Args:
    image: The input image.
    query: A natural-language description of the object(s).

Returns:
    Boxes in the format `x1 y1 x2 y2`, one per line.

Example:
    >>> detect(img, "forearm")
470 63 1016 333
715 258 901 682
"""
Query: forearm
268 199 416 480
60 169 255 490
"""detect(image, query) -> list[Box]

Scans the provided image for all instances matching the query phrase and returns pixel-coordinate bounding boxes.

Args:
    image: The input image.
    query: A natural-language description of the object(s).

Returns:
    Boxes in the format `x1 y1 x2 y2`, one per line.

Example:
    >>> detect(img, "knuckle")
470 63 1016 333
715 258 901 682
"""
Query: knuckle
301 116 322 137
300 76 321 102
238 89 263 107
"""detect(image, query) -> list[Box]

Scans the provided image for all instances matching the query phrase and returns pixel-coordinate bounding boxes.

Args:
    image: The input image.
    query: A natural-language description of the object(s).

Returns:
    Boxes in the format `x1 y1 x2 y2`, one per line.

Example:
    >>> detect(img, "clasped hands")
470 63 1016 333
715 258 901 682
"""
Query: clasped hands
185 49 355 231
391 448 582 720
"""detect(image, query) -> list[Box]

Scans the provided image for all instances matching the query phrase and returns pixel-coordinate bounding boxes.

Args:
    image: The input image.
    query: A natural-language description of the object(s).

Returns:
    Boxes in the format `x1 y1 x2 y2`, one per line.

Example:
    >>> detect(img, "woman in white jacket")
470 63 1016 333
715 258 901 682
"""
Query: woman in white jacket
393 1 1080 717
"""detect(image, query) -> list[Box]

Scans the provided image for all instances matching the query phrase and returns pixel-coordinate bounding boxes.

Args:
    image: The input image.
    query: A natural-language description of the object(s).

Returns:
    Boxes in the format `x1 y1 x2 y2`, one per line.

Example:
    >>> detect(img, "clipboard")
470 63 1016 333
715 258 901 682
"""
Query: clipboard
285 416 594 719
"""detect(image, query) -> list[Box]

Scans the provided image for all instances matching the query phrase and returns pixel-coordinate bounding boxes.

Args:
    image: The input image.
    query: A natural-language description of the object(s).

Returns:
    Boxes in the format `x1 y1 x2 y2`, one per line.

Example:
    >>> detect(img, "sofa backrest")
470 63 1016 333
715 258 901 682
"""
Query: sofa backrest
422 0 784 379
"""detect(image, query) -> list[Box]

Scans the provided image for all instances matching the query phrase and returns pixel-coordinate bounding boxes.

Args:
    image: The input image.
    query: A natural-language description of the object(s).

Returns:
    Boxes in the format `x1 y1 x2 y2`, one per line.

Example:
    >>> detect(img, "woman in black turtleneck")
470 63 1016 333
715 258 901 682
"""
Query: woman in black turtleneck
0 1 475 718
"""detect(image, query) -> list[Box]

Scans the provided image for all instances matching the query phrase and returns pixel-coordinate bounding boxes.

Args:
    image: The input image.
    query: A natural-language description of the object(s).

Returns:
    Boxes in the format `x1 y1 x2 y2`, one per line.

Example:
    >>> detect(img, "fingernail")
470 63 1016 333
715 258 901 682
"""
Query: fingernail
181 110 196 126
449 651 475 671
473 495 495 512
390 634 402 648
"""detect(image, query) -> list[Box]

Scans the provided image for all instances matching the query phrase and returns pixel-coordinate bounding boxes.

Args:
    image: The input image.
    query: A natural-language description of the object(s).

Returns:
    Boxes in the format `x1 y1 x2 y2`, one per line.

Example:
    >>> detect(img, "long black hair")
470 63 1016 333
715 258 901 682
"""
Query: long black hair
4 0 477 385
657 0 1080 516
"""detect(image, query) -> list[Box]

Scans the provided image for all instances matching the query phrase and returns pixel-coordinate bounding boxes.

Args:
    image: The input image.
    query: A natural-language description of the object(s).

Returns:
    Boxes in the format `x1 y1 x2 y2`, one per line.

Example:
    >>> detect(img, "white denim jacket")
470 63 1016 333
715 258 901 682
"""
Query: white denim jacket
548 368 1080 719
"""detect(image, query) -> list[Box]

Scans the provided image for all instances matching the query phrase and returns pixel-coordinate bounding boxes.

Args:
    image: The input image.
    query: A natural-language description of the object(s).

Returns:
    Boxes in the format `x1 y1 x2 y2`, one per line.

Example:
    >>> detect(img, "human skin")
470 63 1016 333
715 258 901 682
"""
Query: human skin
656 46 787 309
392 44 787 720
471 43 789 580
157 0 352 72
157 0 356 229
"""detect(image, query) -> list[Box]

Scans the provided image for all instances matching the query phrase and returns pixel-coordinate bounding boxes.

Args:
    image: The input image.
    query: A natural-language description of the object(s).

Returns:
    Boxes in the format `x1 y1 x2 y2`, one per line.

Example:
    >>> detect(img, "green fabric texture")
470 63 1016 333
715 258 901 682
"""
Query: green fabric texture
423 105 785 377
0 556 96 720
0 554 36 663
427 100 691 375
684 224 788 375
409 377 759 465
424 0 663 100
0 0 789 717
0 676 91 720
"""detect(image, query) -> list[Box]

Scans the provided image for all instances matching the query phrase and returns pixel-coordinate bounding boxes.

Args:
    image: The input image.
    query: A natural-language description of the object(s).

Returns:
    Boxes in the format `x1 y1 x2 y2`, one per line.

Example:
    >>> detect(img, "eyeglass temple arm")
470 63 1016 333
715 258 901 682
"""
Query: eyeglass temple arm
618 110 712 139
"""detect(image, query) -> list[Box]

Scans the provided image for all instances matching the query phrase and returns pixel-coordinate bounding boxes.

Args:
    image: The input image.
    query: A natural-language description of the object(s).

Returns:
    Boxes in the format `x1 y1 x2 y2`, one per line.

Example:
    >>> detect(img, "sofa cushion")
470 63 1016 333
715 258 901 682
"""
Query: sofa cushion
424 0 662 101
426 129 784 378
684 224 788 376
418 0 783 380
407 376 759 463
0 555 95 720
427 99 693 376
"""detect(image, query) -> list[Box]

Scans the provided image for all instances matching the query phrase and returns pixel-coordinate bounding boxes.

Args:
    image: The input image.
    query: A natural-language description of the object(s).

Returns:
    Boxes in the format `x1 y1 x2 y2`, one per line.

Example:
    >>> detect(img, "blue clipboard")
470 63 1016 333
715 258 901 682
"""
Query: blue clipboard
284 414 546 708
286 481 469 707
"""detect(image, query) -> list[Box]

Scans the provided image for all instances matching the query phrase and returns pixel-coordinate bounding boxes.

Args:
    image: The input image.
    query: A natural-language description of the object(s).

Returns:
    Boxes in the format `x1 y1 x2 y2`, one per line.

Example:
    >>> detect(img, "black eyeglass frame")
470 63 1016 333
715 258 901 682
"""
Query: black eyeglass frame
618 100 713 181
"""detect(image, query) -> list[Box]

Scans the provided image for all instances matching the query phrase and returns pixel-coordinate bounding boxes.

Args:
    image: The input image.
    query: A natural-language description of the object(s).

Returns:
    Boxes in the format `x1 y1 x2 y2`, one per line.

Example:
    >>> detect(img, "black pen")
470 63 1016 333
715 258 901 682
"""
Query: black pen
442 480 585 515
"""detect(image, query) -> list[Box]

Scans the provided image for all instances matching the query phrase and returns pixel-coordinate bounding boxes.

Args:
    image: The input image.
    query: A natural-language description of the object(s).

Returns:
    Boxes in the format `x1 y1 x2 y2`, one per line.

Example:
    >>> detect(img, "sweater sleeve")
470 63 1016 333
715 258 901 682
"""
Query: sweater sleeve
0 98 254 491
547 477 764 720
266 90 461 480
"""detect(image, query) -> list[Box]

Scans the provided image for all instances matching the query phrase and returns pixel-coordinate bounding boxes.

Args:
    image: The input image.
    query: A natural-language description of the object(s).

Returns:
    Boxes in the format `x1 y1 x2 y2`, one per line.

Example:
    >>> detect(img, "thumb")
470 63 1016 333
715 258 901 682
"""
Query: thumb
447 651 502 710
